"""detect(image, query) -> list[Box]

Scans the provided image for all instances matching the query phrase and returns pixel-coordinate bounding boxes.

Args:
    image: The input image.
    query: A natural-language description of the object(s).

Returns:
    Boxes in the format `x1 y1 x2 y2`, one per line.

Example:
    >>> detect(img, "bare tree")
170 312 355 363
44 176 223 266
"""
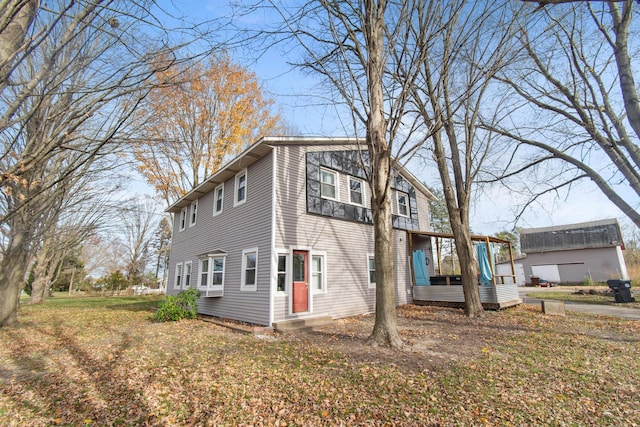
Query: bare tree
0 0 38 74
484 0 640 228
118 199 158 286
153 216 172 287
410 0 524 317
0 0 222 326
244 0 438 347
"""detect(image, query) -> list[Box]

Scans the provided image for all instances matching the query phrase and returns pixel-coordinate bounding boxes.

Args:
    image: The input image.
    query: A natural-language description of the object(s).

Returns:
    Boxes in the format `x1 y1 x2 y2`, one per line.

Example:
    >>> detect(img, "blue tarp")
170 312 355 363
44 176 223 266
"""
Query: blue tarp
412 250 430 286
476 243 493 286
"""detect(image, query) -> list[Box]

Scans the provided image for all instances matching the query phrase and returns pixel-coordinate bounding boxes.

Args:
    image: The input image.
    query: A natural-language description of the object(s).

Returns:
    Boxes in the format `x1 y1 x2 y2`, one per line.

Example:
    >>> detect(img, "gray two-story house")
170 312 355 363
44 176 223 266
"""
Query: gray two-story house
166 136 436 327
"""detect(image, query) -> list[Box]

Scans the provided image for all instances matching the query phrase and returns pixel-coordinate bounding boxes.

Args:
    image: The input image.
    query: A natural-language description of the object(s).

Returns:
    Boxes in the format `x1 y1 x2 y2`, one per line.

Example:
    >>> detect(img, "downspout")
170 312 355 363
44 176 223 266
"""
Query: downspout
436 237 442 275
409 232 415 286
269 147 277 327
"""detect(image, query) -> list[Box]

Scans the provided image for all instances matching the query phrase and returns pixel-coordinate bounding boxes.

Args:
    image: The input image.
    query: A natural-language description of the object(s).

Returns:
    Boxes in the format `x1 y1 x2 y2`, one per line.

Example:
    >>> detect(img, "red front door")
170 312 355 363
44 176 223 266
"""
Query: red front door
292 251 309 313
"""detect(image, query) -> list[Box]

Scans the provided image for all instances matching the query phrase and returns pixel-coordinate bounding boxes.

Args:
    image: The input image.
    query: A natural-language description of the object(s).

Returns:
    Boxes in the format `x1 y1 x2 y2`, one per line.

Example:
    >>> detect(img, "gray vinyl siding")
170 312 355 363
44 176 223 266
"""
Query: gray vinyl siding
167 151 274 325
520 247 627 283
415 190 431 231
273 145 415 323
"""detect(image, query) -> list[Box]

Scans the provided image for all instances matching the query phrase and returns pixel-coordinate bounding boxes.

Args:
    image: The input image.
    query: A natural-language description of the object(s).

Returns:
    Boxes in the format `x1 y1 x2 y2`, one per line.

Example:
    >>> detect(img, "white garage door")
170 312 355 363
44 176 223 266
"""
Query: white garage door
531 264 561 282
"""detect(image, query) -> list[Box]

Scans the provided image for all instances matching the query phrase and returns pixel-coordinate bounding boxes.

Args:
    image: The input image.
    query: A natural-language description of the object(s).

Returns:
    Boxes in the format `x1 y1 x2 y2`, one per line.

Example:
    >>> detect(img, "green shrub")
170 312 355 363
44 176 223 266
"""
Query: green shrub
154 288 200 322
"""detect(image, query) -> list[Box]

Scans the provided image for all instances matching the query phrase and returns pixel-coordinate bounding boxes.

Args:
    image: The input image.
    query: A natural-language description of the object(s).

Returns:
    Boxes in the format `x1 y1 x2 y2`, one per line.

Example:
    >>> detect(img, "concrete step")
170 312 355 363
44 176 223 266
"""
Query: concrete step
273 315 333 332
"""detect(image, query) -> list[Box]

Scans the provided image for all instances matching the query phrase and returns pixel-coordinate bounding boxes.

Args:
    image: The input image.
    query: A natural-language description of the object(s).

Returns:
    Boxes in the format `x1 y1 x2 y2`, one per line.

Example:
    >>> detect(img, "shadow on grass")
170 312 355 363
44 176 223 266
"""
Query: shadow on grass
107 300 160 313
3 318 155 425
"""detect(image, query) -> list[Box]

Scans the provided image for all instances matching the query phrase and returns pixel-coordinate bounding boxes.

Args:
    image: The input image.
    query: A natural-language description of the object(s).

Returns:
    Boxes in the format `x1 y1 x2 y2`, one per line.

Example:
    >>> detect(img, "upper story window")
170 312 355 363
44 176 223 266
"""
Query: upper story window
190 200 198 226
397 191 409 217
213 183 224 216
235 169 247 206
320 168 338 200
179 207 187 231
348 176 364 206
241 247 258 291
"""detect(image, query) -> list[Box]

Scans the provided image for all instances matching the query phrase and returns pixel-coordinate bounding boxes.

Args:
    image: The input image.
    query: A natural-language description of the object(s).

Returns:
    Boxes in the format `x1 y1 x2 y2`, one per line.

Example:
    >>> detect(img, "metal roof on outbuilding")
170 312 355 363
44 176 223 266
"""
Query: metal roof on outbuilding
520 218 624 253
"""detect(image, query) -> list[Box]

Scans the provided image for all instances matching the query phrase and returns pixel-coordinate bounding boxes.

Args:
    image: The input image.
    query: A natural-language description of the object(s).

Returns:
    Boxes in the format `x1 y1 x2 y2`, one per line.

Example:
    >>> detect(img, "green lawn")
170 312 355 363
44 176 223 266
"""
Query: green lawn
1 295 639 425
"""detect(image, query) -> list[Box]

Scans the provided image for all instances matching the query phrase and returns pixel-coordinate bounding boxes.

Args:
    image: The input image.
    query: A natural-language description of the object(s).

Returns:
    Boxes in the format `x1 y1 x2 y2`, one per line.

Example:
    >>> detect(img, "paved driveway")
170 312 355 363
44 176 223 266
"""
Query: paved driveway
519 287 640 321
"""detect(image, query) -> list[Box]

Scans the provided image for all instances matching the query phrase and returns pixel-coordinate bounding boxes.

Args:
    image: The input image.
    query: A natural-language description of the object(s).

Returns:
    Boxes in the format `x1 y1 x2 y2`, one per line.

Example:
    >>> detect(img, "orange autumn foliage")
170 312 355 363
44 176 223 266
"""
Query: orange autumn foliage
133 54 284 205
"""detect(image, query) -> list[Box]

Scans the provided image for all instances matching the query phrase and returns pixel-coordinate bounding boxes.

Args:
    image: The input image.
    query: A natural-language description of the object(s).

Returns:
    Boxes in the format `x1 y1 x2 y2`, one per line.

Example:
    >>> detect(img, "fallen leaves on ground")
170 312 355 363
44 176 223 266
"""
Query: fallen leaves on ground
1 297 639 426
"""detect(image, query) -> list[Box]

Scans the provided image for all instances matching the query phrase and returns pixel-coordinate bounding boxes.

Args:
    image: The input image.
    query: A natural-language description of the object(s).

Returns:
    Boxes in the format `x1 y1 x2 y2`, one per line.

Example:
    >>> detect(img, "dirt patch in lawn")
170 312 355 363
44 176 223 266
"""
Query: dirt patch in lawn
281 304 542 372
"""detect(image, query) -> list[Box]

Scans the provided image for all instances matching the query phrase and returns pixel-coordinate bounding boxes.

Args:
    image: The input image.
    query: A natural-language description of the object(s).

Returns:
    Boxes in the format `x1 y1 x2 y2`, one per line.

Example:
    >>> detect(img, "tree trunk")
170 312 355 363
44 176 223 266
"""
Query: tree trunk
0 0 39 68
29 260 48 304
0 230 30 326
68 267 75 295
368 162 403 347
363 0 403 348
451 220 484 317
432 130 484 317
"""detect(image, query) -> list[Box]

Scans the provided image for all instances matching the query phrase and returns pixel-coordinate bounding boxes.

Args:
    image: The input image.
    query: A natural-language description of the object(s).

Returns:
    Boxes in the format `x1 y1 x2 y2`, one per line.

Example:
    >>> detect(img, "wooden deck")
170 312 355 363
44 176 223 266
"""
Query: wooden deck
412 283 522 310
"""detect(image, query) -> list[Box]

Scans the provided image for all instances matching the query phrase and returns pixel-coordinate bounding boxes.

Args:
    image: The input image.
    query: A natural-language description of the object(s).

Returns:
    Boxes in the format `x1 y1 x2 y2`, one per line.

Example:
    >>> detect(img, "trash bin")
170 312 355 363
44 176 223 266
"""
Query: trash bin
606 280 636 303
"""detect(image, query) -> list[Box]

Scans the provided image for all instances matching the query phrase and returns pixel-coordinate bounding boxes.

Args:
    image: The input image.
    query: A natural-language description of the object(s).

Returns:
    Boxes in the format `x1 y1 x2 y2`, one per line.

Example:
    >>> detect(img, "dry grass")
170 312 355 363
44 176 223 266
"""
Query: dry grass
627 263 640 287
1 296 639 426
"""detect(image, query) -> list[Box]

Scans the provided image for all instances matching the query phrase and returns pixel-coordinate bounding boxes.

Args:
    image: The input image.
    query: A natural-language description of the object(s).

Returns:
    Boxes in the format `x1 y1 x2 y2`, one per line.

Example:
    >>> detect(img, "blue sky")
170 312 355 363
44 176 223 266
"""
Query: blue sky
141 0 631 236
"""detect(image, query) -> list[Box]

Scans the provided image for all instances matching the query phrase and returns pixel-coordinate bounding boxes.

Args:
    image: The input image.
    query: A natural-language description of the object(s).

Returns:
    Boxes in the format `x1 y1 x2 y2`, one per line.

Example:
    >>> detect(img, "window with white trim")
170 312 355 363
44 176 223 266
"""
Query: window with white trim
179 207 187 231
190 200 198 226
235 169 247 206
211 256 225 287
320 168 338 200
241 248 258 291
183 261 192 289
277 254 287 293
174 262 183 289
311 254 325 292
348 176 364 206
213 184 224 216
197 254 226 290
396 191 409 217
198 258 209 288
367 254 376 288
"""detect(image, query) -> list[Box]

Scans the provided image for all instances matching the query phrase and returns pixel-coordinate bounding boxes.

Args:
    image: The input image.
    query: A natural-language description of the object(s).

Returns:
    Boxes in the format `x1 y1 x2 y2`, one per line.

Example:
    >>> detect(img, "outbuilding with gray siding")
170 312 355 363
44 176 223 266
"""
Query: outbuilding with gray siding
517 219 629 284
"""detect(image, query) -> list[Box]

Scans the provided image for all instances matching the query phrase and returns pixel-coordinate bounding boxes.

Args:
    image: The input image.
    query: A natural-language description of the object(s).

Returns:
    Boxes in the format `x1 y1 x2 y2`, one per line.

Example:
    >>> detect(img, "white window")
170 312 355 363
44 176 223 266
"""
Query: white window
311 254 326 293
198 254 226 290
320 168 338 200
348 176 364 206
174 262 183 289
235 169 247 206
183 261 192 289
367 254 376 288
198 258 209 288
190 200 198 226
213 183 224 216
241 248 258 291
179 207 187 231
211 256 225 288
277 254 287 293
397 191 409 217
